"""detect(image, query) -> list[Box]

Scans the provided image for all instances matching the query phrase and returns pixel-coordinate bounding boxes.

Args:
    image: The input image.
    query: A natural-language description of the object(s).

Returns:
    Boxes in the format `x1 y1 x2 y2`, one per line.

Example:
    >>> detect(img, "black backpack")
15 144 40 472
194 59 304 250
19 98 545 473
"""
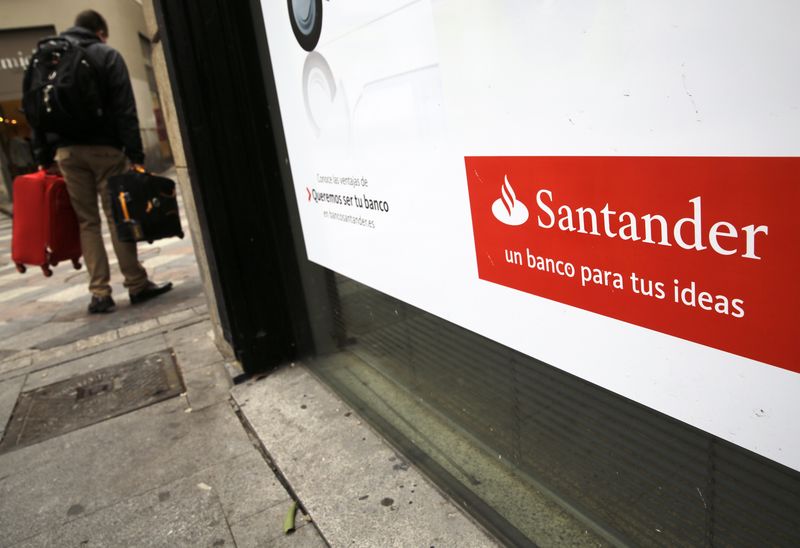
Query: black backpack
22 36 104 136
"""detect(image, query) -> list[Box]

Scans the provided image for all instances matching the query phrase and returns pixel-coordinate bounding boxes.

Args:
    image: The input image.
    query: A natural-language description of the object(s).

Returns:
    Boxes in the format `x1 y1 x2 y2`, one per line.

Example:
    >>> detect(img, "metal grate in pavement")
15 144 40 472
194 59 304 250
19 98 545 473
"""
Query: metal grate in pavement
0 350 183 454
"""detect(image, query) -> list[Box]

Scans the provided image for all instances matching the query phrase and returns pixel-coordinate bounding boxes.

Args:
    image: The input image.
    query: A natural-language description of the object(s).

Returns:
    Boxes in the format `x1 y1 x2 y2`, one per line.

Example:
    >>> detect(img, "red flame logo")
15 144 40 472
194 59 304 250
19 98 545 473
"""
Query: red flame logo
501 175 517 216
492 175 529 226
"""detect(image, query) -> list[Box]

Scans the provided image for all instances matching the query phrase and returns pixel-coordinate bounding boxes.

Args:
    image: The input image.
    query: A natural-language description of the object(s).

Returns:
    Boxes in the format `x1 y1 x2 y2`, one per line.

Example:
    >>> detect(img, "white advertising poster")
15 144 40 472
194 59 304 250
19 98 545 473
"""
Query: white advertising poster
261 1 800 470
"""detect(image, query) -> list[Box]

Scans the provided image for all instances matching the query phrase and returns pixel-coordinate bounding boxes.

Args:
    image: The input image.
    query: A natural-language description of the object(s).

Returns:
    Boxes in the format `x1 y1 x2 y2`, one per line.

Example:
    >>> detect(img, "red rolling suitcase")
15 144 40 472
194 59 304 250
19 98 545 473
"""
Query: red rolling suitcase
11 170 82 277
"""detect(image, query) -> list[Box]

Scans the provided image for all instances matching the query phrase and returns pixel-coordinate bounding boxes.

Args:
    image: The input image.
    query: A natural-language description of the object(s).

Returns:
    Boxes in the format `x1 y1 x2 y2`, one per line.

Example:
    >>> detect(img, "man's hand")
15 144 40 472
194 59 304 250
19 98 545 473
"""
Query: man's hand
38 164 60 175
130 164 146 174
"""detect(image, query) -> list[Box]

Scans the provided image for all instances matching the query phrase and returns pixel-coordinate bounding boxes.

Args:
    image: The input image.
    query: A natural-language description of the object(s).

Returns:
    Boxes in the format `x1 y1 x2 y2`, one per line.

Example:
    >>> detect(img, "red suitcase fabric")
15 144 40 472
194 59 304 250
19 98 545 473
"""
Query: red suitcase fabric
11 171 82 273
11 171 48 267
44 178 82 264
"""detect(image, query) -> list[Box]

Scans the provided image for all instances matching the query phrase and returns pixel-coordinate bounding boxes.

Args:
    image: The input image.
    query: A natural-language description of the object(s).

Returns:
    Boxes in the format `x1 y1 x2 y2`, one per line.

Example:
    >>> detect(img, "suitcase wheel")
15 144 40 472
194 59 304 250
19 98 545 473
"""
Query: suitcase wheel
72 259 82 270
41 265 53 277
15 263 26 274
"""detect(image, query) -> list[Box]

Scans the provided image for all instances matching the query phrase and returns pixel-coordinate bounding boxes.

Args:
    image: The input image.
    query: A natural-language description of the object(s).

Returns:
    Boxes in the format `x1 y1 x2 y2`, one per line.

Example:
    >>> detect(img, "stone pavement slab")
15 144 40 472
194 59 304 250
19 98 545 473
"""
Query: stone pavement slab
47 279 206 328
231 505 325 548
0 398 252 545
165 321 226 373
0 354 32 378
12 468 235 548
0 311 212 387
0 319 53 346
232 363 500 548
0 321 80 351
20 334 169 391
0 375 25 438
158 307 198 327
189 451 292 526
183 361 233 412
12 448 305 548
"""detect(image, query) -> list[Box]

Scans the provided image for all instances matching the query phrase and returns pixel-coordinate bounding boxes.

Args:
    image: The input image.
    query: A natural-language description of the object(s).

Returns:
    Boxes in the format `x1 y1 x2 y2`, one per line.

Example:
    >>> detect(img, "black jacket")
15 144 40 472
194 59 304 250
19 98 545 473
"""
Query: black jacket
31 27 145 166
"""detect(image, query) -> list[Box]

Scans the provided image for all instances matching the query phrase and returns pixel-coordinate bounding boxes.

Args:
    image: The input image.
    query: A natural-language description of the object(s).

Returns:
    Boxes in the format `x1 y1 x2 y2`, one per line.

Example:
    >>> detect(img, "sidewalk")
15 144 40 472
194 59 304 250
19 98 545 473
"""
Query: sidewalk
0 181 325 547
0 175 498 547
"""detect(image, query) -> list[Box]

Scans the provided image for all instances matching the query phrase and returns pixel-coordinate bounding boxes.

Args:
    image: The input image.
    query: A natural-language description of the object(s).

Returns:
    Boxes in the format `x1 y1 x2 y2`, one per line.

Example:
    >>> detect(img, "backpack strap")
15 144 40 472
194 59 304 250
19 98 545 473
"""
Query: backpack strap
60 34 106 97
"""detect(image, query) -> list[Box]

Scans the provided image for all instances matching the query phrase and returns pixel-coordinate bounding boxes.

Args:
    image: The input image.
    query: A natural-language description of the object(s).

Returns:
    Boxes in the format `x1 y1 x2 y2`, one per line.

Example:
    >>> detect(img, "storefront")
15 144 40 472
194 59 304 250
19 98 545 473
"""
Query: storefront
0 27 51 203
155 1 800 545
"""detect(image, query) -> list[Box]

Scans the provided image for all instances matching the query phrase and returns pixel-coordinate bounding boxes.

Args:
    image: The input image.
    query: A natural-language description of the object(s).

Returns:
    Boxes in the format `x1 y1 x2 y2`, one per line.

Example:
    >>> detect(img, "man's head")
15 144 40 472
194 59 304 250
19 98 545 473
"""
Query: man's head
75 10 109 43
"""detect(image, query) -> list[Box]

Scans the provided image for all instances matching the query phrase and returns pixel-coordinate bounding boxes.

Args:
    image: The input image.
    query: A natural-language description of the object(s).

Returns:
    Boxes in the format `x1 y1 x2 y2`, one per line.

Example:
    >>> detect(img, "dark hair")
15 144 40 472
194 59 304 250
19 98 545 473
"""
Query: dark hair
75 10 109 36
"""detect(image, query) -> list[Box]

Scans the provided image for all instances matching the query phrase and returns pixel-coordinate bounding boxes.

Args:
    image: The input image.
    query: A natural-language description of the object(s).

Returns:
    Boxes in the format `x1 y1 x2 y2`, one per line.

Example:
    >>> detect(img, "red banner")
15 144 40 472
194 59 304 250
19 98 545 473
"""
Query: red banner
465 156 800 373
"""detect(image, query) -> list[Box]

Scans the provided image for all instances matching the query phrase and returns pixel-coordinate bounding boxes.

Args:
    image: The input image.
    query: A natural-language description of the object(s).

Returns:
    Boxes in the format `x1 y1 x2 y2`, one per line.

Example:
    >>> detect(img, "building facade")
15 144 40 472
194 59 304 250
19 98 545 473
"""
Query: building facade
0 0 171 207
153 1 800 546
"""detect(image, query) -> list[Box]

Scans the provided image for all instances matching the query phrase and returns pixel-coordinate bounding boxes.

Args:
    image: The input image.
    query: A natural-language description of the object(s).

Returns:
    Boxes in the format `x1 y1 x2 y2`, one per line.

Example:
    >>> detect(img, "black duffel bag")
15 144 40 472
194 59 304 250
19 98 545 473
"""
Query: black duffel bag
108 171 184 244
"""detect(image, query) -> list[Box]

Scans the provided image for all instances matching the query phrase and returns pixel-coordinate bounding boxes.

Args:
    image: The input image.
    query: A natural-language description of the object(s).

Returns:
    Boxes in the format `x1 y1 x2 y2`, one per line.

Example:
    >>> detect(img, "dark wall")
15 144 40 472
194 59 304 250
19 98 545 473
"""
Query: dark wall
154 0 313 373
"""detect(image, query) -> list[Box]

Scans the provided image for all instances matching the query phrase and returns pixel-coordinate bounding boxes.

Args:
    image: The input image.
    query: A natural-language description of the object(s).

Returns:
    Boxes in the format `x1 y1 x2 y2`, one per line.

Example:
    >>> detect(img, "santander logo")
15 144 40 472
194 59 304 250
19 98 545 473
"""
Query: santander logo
492 175 529 226
466 156 798 374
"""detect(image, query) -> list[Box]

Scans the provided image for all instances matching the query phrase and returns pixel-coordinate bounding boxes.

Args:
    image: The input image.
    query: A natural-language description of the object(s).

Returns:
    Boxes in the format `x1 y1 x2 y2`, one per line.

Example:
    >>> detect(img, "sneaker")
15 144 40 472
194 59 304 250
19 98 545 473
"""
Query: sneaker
88 295 116 314
129 281 173 305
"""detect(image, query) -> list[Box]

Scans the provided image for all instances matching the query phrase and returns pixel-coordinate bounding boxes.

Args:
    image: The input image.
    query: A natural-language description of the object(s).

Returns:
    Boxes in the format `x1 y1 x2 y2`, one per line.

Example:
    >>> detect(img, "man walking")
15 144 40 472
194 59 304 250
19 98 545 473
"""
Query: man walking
29 10 171 313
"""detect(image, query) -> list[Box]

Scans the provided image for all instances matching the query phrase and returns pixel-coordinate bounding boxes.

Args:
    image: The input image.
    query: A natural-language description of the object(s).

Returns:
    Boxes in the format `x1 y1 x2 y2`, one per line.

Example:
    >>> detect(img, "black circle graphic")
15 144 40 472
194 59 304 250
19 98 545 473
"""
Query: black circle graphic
288 0 323 51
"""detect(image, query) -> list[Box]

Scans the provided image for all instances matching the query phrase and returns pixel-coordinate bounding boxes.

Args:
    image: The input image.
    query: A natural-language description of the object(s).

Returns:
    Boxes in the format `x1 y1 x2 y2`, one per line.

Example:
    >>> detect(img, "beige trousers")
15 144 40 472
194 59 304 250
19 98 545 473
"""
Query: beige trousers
55 145 148 297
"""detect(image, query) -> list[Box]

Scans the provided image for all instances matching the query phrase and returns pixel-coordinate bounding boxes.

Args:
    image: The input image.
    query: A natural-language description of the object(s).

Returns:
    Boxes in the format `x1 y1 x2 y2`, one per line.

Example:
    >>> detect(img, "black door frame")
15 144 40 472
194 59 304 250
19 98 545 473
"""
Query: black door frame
153 0 318 373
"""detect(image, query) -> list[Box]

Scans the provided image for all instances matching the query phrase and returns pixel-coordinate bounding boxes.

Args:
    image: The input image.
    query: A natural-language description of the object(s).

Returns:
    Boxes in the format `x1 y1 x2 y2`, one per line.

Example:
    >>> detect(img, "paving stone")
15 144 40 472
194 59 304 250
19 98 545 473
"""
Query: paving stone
1 350 183 453
116 318 160 338
23 334 169 391
142 253 183 271
187 450 291 525
232 364 500 548
166 320 225 373
158 307 201 327
0 322 76 350
0 399 253 545
46 281 204 328
0 349 17 361
266 523 328 548
51 292 124 322
0 354 32 378
28 341 83 367
223 360 245 380
0 300 60 323
229 504 325 548
75 330 119 351
0 375 25 437
0 284 44 303
183 362 232 411
0 319 46 345
0 321 83 352
13 470 235 548
40 284 90 303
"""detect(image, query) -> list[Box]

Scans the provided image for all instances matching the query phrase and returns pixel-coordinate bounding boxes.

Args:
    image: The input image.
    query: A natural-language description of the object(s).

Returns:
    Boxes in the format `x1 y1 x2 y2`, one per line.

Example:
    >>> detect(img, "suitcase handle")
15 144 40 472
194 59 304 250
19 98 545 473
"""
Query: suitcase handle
118 192 132 221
